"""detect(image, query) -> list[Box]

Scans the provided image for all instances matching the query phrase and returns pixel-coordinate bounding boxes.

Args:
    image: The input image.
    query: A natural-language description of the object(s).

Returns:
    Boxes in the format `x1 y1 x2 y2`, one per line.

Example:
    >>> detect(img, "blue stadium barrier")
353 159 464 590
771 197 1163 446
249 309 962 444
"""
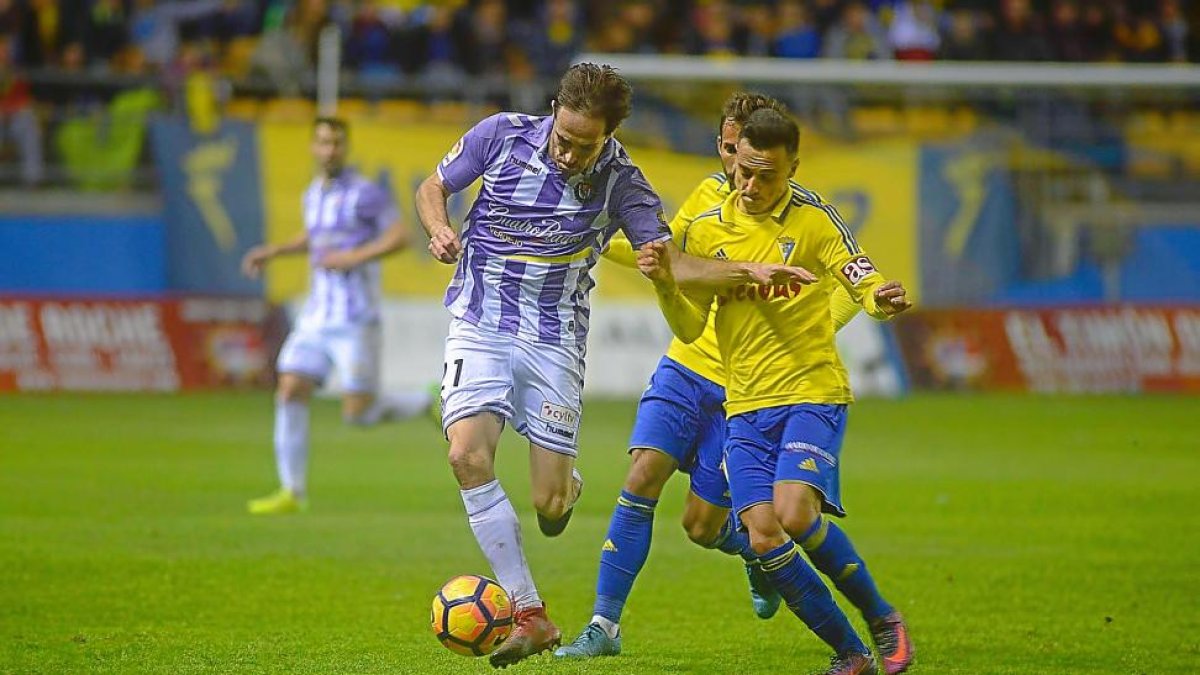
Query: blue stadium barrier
0 215 166 294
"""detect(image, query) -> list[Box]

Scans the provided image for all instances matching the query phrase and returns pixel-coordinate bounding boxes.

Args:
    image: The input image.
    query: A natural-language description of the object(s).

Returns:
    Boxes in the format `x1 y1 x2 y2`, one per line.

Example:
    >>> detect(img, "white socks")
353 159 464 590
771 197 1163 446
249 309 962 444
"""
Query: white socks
591 615 620 639
460 479 542 610
274 400 310 496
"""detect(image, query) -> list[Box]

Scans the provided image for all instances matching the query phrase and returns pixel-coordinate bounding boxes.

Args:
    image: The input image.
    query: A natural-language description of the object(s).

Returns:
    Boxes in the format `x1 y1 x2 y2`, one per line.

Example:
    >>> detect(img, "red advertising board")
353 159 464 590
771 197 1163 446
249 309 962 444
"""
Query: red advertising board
0 297 280 392
892 307 1200 393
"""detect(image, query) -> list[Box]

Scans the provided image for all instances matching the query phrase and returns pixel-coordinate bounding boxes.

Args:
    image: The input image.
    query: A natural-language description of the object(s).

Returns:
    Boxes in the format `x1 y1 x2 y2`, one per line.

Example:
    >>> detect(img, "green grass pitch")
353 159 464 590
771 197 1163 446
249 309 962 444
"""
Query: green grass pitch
1 393 1197 674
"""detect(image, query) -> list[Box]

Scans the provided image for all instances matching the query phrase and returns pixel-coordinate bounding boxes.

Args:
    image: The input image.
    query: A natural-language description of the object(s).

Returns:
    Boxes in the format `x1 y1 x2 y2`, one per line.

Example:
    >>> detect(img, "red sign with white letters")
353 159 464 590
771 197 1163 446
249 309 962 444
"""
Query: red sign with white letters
892 307 1200 393
0 297 279 392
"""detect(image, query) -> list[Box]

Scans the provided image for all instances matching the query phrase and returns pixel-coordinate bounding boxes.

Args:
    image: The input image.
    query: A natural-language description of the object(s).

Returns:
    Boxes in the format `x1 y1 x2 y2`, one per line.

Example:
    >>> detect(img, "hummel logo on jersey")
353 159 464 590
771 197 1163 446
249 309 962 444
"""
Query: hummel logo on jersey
799 458 819 472
714 248 729 260
508 155 542 175
602 539 618 553
776 236 796 263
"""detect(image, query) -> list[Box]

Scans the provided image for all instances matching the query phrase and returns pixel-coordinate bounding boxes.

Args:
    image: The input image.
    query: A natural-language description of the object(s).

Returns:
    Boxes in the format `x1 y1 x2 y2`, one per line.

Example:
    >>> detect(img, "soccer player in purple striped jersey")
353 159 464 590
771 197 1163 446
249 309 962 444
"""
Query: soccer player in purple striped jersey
416 64 816 668
242 117 434 516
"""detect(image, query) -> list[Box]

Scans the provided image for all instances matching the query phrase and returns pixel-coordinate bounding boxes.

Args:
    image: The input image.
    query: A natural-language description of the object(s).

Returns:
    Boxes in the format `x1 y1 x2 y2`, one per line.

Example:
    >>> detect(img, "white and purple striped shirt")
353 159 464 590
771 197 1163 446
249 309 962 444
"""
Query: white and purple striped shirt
437 113 669 346
297 169 398 329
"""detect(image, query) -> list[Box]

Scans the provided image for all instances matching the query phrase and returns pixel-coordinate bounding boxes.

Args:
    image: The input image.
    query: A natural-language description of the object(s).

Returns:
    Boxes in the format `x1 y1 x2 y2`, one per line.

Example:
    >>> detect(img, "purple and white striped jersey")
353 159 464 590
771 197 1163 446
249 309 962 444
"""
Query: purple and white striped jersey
297 169 398 329
437 113 670 346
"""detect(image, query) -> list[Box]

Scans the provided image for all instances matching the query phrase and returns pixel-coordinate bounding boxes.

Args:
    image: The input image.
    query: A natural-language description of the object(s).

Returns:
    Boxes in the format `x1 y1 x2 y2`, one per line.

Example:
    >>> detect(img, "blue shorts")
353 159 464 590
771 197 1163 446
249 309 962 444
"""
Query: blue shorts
628 357 730 508
725 404 849 519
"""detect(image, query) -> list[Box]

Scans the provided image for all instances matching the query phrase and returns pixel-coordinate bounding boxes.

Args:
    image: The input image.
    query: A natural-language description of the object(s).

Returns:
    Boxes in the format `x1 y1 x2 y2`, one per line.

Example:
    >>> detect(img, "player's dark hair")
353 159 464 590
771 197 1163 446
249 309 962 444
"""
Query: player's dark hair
313 116 349 137
740 108 799 157
555 63 633 135
719 92 789 131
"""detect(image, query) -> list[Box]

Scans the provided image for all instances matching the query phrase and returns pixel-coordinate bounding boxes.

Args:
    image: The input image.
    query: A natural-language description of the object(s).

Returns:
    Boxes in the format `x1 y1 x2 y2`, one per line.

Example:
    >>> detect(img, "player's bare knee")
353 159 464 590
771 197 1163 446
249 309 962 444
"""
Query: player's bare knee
447 444 492 486
777 490 822 539
276 379 311 404
623 449 673 497
682 515 721 547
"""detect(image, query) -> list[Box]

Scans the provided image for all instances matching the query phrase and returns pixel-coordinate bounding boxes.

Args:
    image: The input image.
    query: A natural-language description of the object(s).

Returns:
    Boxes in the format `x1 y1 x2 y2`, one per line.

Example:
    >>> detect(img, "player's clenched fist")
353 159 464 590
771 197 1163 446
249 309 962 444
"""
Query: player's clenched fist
637 241 672 284
241 245 272 279
428 225 463 264
874 280 913 315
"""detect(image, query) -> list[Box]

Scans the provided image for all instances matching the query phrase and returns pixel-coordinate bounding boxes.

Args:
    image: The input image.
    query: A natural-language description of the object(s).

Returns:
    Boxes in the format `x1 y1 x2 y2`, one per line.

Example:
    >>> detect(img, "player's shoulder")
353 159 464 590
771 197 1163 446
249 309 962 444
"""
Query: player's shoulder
787 180 826 209
787 181 860 253
604 137 640 172
472 112 545 138
699 172 729 196
680 200 731 255
679 173 727 211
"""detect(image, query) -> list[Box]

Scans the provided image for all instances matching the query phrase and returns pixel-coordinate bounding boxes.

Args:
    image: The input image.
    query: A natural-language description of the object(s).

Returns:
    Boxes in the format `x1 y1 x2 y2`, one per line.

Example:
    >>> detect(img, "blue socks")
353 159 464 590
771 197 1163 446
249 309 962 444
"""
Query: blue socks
709 511 757 563
760 540 869 656
799 515 894 622
593 490 657 623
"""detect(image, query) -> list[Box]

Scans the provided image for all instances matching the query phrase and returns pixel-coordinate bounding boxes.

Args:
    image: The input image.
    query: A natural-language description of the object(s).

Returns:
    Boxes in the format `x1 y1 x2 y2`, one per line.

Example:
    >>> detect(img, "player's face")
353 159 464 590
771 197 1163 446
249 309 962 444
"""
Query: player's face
312 124 348 177
716 120 741 181
733 138 798 215
549 103 609 177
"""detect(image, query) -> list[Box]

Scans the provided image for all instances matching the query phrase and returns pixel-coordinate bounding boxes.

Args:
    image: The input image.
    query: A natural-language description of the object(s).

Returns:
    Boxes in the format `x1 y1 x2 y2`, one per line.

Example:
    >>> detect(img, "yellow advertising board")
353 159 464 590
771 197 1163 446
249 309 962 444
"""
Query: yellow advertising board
259 121 917 304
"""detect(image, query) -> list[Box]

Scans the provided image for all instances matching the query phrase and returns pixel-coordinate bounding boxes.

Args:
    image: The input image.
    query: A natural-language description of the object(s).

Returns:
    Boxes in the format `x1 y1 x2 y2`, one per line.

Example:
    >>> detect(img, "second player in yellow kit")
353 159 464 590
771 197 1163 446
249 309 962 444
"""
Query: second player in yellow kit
640 108 914 675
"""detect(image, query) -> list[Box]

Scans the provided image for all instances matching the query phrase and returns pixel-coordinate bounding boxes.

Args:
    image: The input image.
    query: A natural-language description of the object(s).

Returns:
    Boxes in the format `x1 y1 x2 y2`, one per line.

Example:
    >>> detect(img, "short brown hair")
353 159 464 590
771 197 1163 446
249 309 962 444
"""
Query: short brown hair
314 116 349 137
720 92 789 131
555 63 633 135
740 108 799 156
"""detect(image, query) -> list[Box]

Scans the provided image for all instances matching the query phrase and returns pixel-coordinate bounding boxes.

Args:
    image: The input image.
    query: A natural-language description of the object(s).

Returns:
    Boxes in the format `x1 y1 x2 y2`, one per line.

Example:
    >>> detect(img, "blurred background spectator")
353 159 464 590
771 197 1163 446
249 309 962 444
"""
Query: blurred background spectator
822 1 890 59
0 32 43 186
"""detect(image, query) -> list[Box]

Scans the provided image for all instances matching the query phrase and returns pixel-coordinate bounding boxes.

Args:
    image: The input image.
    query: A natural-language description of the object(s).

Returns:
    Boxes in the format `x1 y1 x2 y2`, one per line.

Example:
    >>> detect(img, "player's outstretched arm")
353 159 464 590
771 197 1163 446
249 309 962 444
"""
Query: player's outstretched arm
638 241 713 343
830 284 861 332
415 172 462 264
661 239 818 291
240 231 309 279
319 219 411 271
818 232 912 320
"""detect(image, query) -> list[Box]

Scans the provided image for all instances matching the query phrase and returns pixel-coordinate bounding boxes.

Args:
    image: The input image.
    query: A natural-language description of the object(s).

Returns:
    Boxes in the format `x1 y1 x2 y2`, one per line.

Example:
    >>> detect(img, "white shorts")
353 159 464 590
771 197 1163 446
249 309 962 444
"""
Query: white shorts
441 319 585 456
277 320 381 393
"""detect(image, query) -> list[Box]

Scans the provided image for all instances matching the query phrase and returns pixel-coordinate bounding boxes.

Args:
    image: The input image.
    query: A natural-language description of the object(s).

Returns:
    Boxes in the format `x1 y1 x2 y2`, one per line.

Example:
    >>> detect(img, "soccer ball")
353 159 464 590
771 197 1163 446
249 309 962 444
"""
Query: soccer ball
431 575 513 656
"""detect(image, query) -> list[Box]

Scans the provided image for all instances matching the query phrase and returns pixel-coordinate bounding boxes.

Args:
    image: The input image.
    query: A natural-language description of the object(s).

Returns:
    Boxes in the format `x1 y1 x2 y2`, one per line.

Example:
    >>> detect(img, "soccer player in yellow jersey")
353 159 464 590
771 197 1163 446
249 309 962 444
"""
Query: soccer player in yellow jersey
558 94 862 660
639 108 914 675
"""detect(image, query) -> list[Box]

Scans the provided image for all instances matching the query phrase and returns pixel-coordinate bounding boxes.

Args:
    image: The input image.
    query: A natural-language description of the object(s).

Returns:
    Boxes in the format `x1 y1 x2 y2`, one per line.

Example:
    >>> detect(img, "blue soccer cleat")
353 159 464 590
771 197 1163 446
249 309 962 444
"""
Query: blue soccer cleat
553 622 621 659
745 562 782 619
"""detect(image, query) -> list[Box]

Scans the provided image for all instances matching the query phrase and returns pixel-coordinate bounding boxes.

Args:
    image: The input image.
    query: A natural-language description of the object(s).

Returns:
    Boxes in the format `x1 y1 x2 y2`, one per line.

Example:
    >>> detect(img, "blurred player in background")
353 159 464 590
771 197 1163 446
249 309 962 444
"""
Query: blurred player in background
557 92 863 659
640 109 914 674
415 65 813 667
242 117 434 516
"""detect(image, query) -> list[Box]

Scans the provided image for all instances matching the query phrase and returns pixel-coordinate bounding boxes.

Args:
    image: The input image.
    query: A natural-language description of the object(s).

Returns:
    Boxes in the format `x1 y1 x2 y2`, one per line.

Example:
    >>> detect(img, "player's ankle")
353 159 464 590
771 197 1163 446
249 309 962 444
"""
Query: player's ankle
590 615 619 638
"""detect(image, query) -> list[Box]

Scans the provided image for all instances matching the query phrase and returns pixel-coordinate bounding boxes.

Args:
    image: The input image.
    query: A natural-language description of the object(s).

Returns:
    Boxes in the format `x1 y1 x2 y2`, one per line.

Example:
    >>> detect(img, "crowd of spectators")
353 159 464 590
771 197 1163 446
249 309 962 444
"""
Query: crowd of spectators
0 0 1193 81
0 0 1195 186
